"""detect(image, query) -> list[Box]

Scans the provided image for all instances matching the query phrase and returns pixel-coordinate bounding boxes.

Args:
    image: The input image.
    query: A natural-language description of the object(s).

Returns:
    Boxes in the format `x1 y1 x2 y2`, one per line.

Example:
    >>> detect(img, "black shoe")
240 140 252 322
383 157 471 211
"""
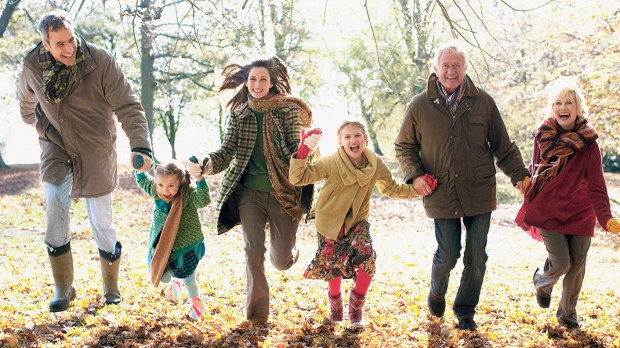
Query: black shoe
533 268 551 308
427 291 445 317
535 293 551 308
457 317 477 331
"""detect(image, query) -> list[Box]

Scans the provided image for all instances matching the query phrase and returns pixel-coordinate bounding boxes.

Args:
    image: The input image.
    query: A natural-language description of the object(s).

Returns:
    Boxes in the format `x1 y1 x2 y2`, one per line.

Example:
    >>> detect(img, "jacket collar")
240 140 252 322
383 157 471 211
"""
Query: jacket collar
426 73 478 101
335 147 377 187
234 103 255 119
26 37 98 78
78 37 97 77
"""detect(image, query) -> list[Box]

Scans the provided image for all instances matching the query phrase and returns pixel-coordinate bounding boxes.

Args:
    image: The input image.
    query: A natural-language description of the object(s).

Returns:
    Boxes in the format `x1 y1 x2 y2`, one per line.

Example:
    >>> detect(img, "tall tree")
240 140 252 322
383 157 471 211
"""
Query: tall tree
0 0 22 168
0 0 20 37
334 0 436 155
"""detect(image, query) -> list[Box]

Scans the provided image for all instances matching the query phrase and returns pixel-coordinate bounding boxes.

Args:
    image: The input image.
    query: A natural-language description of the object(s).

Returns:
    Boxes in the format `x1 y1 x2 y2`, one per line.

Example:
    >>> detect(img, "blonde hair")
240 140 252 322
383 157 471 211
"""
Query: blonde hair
547 77 588 118
336 120 368 138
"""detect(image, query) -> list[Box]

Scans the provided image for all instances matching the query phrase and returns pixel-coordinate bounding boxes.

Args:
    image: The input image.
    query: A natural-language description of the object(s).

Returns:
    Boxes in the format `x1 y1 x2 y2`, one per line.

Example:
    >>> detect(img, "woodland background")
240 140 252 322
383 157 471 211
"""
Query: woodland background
0 0 619 347
0 0 619 168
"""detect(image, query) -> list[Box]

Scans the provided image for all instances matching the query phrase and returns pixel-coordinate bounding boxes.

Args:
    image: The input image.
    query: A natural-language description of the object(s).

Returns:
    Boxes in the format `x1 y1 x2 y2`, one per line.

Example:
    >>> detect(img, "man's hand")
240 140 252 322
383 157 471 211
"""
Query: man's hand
131 152 152 173
516 176 531 195
413 174 437 197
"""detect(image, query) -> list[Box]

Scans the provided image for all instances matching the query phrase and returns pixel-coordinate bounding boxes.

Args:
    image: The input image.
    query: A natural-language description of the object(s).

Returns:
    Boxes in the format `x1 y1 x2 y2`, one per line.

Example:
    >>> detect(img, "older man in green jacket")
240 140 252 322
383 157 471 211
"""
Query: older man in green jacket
18 9 152 312
395 40 529 331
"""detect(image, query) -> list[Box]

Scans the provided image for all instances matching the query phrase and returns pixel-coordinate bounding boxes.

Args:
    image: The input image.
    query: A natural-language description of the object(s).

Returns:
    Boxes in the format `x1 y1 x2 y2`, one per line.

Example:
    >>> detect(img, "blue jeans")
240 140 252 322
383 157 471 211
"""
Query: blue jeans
430 213 491 319
44 169 118 253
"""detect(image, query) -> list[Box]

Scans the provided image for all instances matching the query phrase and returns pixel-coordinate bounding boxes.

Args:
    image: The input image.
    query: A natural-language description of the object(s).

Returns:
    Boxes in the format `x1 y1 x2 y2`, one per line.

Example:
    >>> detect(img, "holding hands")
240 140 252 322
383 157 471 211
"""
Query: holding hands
516 176 531 195
132 152 153 173
188 156 212 180
413 173 438 196
296 127 322 159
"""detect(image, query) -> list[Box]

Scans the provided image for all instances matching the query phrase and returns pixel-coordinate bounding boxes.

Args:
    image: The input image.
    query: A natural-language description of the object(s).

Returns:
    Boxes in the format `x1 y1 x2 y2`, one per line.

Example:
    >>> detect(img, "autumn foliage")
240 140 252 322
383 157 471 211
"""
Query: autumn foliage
0 165 619 347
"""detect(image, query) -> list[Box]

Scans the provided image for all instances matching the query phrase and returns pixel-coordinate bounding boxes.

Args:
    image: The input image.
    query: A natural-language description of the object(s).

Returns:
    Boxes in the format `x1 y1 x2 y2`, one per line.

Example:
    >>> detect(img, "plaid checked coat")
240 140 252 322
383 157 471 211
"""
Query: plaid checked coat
210 101 304 234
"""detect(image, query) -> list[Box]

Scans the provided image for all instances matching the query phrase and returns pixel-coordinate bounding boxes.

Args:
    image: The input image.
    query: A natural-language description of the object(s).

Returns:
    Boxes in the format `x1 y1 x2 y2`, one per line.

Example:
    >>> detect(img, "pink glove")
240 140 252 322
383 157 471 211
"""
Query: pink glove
423 173 438 191
296 127 322 159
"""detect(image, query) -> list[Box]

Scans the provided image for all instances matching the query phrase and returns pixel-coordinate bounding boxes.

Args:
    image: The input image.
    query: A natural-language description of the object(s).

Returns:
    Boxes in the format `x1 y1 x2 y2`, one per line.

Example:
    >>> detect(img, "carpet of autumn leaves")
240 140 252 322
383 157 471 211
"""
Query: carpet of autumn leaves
0 164 619 348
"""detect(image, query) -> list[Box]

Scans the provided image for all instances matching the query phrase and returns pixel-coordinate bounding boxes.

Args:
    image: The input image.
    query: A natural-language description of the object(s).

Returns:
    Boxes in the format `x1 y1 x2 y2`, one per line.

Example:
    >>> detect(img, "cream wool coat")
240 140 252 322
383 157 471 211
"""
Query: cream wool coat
289 147 419 240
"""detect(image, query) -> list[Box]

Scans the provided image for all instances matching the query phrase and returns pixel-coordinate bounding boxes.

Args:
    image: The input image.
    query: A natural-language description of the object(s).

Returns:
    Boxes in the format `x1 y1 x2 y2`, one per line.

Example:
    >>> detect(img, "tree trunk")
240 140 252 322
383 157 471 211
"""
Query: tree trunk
360 103 383 156
140 0 155 154
0 0 21 37
0 153 9 168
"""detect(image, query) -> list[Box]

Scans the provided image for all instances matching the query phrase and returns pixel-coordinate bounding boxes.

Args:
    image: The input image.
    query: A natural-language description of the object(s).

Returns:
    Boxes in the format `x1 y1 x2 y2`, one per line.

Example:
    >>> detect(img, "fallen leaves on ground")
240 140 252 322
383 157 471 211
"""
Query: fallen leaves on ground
1 165 619 347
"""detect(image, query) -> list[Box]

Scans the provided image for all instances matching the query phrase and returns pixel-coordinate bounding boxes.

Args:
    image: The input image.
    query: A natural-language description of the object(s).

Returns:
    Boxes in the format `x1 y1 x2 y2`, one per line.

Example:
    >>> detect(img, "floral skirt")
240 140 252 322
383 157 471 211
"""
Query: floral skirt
303 220 376 281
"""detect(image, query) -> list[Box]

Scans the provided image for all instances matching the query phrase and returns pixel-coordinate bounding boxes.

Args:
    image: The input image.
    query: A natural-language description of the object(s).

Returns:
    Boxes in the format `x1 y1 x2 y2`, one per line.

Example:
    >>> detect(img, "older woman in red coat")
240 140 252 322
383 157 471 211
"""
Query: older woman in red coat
516 77 620 329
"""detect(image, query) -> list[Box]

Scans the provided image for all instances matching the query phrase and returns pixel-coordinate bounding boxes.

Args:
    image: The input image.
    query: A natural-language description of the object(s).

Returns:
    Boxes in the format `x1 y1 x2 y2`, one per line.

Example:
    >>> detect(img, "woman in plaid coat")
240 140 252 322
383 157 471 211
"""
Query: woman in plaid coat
189 56 313 324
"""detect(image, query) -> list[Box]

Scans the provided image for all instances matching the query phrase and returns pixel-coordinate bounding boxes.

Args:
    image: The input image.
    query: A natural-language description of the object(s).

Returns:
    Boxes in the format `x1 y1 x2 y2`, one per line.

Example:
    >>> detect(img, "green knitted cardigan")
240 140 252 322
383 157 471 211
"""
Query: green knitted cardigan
136 172 211 263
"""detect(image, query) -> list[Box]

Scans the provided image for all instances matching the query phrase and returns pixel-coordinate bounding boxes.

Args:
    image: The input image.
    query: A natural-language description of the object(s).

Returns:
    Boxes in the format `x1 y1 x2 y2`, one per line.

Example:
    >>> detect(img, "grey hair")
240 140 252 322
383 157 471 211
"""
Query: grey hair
433 40 469 70
37 9 74 43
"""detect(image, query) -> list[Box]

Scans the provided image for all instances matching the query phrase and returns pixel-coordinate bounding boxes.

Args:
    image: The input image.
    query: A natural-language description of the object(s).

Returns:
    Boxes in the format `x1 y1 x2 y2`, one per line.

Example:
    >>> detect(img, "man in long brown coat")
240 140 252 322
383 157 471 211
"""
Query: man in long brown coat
18 9 152 312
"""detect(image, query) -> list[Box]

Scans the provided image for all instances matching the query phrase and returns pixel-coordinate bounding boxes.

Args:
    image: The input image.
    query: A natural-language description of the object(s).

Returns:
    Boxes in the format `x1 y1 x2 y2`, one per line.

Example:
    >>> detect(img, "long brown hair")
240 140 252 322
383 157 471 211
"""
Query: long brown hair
218 56 292 111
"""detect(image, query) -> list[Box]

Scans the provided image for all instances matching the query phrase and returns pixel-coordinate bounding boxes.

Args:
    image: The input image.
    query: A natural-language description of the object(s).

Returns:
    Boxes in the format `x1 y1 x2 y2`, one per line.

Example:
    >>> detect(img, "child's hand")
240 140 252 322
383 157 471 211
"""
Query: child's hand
131 153 152 173
188 155 211 180
188 162 203 181
413 174 437 196
296 127 322 159
423 174 438 191
607 218 620 234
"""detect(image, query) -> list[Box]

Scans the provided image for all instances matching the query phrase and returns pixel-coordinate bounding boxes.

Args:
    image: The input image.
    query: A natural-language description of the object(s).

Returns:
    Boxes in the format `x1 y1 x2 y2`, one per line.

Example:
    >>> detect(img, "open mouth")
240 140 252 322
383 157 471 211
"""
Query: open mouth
350 145 360 153
558 113 570 120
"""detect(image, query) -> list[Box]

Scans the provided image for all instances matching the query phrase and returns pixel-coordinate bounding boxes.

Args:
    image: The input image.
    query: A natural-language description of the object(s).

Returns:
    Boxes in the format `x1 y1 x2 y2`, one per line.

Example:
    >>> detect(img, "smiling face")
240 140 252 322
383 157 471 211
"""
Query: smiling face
155 173 181 202
551 91 579 131
434 48 467 93
338 124 368 165
245 67 273 99
42 27 77 66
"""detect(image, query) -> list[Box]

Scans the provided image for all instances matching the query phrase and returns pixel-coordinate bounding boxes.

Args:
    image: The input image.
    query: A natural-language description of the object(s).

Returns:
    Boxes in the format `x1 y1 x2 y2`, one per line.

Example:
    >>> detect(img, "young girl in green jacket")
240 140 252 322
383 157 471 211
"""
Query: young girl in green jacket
136 160 211 320
289 121 420 328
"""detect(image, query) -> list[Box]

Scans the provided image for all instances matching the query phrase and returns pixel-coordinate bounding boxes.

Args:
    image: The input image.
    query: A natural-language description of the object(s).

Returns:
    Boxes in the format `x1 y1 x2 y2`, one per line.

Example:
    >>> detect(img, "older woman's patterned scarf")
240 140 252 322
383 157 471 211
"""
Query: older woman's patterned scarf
248 94 312 221
436 77 467 113
38 35 85 104
525 116 598 199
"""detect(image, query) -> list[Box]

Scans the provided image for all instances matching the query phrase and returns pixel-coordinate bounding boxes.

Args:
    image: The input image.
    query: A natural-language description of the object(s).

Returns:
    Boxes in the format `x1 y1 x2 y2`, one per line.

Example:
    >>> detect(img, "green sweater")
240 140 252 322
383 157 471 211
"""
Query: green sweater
136 172 211 263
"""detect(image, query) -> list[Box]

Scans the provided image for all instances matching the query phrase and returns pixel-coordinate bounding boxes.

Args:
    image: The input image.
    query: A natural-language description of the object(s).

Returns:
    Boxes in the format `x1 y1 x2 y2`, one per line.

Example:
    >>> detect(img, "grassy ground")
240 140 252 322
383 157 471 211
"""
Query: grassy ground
0 164 619 347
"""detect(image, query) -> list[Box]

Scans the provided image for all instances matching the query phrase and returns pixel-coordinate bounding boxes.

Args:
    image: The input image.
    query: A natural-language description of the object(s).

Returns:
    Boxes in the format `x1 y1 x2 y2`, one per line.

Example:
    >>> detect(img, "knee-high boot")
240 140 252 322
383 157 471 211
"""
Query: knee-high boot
99 241 122 305
48 242 76 312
